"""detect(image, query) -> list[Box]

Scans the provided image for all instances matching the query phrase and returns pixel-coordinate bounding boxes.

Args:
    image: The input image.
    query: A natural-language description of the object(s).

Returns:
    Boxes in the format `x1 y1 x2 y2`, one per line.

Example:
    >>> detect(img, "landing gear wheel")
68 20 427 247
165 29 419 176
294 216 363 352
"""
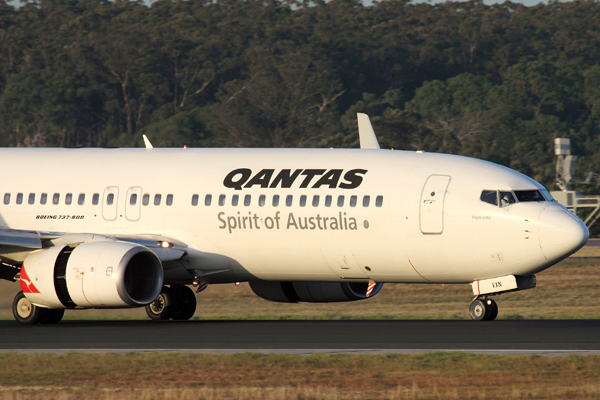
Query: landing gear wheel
171 285 197 321
13 292 42 325
146 288 174 321
486 299 498 321
469 298 499 321
469 299 488 321
40 309 65 324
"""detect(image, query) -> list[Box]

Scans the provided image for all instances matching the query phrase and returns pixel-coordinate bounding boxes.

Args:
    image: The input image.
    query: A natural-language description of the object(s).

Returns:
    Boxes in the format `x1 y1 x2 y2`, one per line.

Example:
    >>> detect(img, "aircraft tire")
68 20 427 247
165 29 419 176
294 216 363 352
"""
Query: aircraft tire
13 292 43 325
171 285 197 321
39 309 65 324
469 299 488 321
486 299 498 321
146 288 174 321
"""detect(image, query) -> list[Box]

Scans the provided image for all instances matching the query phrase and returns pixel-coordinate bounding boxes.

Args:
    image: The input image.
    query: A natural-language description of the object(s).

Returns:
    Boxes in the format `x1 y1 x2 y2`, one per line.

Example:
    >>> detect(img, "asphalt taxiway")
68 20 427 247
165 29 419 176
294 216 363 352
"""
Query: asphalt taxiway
0 319 598 355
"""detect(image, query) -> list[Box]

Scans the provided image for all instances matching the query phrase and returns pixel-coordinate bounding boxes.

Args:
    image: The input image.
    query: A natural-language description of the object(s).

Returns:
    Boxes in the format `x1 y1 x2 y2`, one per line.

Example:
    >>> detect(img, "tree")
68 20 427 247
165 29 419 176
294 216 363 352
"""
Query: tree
205 42 345 147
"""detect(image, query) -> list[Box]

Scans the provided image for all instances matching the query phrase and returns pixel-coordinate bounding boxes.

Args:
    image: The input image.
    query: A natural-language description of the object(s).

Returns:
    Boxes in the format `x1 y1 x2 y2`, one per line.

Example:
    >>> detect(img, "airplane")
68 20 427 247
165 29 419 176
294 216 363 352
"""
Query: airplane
0 114 588 324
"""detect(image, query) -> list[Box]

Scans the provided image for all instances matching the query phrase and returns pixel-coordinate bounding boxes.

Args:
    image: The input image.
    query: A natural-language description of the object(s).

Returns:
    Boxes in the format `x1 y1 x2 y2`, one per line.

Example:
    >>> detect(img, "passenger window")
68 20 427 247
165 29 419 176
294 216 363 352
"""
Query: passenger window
259 195 266 207
28 193 35 205
286 195 293 206
244 195 251 206
219 195 226 206
92 193 100 205
41 193 47 205
499 191 516 207
142 194 150 206
107 193 114 205
130 193 137 206
325 195 332 207
53 193 60 205
273 195 280 207
65 193 72 205
78 193 85 205
3 193 9 205
350 195 357 207
337 195 344 207
363 195 370 207
191 194 199 206
166 194 173 206
16 193 23 205
312 195 319 207
300 195 307 207
376 196 383 207
480 190 498 206
205 194 212 206
154 194 161 206
232 194 239 206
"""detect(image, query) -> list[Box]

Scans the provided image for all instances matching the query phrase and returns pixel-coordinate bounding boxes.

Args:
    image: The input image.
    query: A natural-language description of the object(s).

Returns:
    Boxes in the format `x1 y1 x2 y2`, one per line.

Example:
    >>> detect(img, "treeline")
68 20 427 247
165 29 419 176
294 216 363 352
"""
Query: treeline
2 0 600 191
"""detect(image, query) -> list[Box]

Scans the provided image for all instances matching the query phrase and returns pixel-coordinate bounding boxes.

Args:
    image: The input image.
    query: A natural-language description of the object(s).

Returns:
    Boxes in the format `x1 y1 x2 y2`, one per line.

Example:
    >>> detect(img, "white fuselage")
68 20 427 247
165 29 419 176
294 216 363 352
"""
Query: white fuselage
0 147 588 285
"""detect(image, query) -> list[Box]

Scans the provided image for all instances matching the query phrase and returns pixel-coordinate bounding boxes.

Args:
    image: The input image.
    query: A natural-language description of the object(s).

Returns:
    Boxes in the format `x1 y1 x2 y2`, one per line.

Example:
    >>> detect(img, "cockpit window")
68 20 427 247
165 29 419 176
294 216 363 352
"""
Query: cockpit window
499 191 516 207
514 190 545 202
482 189 550 207
480 190 498 206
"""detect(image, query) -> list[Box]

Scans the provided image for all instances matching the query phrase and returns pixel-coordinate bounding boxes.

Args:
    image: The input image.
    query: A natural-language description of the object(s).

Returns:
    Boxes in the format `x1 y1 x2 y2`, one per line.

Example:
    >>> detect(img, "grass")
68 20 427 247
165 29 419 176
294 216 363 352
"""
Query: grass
0 352 598 399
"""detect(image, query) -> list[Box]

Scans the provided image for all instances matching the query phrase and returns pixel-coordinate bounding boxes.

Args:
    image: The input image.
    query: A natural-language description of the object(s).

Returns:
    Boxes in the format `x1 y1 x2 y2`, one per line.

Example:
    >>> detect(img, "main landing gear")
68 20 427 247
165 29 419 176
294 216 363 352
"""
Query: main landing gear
12 292 64 325
145 285 197 321
469 297 498 321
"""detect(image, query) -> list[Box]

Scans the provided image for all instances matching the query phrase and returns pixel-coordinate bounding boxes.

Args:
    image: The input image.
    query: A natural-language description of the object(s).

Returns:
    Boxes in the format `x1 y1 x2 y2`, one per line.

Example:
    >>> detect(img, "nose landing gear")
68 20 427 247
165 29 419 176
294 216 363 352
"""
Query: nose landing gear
469 297 498 321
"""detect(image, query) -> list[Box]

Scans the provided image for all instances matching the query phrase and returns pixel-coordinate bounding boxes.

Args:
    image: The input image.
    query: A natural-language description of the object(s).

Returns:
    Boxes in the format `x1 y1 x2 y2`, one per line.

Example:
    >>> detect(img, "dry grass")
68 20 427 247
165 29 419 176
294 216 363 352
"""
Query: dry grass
570 246 600 258
0 353 598 399
0 386 598 400
0 257 599 321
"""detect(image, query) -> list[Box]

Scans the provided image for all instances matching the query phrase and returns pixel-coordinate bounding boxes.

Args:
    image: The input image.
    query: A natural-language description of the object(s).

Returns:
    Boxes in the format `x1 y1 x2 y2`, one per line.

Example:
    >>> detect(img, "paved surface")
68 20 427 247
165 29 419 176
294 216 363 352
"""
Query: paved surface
586 238 600 246
0 319 598 355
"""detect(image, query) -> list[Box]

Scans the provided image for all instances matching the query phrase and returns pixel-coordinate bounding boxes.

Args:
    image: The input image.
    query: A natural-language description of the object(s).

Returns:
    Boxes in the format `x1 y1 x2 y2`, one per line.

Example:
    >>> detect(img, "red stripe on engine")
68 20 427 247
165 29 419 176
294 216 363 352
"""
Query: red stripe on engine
366 280 376 297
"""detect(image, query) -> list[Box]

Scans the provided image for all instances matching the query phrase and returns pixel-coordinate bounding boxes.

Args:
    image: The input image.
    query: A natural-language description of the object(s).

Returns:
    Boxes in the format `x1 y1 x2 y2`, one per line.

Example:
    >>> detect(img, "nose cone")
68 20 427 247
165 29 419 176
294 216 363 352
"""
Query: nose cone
539 206 589 261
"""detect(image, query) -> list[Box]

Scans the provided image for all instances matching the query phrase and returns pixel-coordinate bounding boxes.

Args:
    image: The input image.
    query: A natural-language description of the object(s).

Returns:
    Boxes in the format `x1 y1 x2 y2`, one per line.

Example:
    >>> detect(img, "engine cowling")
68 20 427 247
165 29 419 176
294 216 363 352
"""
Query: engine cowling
249 281 383 303
20 241 163 309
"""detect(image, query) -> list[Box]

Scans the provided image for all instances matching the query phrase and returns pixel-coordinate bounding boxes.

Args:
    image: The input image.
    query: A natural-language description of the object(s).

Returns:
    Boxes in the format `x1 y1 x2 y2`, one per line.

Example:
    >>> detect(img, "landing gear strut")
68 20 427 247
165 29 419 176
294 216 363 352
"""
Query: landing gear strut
145 285 197 321
469 297 498 321
13 291 64 325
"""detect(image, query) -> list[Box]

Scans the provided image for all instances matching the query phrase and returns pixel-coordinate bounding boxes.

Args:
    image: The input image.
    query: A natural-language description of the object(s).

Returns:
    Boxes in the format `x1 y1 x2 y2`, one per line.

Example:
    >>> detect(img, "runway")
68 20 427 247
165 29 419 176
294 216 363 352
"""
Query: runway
0 319 598 355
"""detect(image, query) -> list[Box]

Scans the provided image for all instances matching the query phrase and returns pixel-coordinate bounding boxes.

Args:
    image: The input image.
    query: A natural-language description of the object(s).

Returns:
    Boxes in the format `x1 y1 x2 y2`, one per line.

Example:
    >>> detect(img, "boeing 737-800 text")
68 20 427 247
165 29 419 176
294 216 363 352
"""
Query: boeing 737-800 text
0 114 588 324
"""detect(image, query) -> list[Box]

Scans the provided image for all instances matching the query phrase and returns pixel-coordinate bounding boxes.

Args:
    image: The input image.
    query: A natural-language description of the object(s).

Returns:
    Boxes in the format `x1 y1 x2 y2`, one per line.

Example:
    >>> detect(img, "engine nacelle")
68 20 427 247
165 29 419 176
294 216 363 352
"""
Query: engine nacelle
21 241 163 309
249 281 383 303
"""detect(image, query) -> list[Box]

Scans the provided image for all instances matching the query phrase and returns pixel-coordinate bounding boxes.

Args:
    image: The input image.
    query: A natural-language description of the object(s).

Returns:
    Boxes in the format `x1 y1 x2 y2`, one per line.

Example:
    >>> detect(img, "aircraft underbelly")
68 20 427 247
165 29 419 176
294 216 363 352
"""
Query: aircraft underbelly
321 246 367 279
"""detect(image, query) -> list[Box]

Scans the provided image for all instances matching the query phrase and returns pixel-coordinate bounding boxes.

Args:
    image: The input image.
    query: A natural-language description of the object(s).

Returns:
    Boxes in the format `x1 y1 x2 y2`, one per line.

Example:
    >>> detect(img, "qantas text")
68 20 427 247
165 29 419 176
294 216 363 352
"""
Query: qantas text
224 168 367 190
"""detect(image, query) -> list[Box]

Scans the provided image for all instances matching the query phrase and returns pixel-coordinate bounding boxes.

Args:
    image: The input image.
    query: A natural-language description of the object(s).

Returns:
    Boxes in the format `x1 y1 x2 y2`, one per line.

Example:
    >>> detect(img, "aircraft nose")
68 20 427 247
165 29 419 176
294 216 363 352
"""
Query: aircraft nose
539 206 589 261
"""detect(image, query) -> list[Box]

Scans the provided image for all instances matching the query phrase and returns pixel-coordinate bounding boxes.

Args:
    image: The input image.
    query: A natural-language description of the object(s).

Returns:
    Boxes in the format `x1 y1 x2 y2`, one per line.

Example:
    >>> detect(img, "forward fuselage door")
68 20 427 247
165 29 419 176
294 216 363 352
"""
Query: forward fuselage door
125 187 142 221
102 186 119 221
420 175 451 234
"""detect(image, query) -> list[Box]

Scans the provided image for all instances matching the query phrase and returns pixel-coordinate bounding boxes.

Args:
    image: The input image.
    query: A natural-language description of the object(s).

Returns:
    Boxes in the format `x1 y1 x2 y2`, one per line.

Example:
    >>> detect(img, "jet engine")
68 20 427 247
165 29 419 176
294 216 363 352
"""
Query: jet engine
249 281 383 303
20 241 163 309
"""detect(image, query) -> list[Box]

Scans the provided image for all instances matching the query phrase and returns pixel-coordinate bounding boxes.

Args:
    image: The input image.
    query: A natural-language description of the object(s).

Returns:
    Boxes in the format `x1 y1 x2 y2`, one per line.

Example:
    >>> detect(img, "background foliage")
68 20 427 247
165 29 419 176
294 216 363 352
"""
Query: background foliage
2 0 600 191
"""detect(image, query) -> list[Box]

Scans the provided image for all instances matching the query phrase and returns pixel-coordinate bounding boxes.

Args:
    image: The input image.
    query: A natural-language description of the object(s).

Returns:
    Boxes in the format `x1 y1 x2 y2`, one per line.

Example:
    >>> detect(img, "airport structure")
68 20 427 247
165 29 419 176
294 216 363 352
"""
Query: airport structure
551 138 600 229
